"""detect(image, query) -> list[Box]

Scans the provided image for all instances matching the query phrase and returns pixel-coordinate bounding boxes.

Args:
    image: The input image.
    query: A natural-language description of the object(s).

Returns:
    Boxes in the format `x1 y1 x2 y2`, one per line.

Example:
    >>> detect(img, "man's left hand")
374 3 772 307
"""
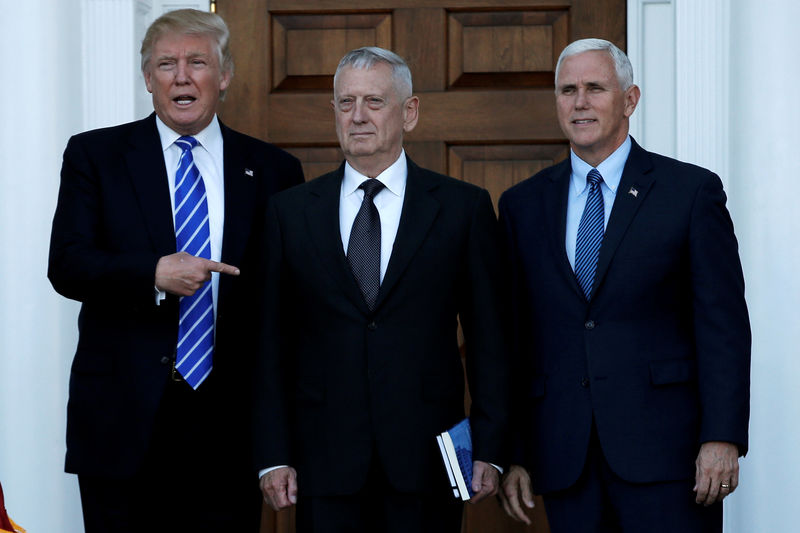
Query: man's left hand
470 460 500 504
694 441 740 506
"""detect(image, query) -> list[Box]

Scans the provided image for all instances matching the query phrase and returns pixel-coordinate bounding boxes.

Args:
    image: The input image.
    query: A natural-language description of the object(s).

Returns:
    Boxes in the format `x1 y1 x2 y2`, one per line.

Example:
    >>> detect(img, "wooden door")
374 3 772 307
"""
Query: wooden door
217 1 625 531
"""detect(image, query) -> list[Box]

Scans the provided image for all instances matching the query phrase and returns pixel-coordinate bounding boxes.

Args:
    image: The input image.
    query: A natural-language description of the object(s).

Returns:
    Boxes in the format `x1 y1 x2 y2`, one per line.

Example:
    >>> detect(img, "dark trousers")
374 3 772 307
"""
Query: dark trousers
543 425 722 533
296 452 463 533
78 375 261 533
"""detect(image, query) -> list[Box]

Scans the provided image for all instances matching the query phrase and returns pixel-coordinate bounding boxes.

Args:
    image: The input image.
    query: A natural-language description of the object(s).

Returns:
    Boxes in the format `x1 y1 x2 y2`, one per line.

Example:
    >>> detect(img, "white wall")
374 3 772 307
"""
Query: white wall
0 1 84 531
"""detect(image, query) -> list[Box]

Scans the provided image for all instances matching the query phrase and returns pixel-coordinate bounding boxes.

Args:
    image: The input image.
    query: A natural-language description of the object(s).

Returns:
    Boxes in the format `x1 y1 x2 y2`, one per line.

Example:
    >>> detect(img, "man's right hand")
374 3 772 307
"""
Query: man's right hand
155 251 240 296
260 466 298 511
499 464 535 525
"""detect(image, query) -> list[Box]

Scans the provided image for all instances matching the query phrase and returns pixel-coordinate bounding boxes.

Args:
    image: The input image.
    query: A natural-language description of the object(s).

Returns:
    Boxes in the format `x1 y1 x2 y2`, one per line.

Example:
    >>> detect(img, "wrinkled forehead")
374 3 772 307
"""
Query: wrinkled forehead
556 50 619 88
334 63 399 95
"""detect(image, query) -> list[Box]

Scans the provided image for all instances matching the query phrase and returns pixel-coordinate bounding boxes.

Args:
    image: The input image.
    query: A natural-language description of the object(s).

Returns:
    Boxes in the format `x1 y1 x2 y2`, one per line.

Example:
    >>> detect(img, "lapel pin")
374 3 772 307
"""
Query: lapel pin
628 187 638 198
245 168 254 177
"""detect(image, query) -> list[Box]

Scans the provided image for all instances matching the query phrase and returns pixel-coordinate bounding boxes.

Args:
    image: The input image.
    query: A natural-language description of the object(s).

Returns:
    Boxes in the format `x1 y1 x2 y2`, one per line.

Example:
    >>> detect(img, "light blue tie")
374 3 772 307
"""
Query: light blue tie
574 168 605 300
173 136 213 388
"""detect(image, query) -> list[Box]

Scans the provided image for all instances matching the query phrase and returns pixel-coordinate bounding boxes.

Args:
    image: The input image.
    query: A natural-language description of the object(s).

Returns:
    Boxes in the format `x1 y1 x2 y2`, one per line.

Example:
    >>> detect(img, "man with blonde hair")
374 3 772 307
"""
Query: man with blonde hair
49 8 303 531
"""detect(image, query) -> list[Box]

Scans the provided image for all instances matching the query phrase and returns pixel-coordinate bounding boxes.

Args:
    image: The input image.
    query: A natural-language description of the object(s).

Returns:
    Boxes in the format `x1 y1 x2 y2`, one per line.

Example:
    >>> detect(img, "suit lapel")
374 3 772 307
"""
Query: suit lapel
219 123 259 300
593 139 655 297
544 160 585 300
125 114 175 258
305 166 371 312
374 159 440 310
219 124 257 266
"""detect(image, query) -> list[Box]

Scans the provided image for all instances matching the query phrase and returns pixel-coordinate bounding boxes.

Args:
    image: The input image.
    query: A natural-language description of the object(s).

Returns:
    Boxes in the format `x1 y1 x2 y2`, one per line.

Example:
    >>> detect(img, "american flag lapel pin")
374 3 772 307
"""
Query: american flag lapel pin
628 187 638 198
245 168 254 177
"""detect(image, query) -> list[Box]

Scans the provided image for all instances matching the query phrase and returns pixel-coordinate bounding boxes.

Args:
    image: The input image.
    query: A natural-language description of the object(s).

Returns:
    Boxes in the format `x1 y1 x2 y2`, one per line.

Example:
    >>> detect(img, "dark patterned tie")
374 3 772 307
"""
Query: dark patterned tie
574 168 605 300
173 136 213 388
347 179 385 310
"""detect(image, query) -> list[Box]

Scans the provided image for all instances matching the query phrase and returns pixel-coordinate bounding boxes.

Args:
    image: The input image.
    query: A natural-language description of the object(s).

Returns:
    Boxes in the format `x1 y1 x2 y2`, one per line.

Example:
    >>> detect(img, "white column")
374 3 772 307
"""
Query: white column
675 0 730 182
631 1 800 532
81 0 156 129
627 0 677 158
0 1 85 531
725 1 800 532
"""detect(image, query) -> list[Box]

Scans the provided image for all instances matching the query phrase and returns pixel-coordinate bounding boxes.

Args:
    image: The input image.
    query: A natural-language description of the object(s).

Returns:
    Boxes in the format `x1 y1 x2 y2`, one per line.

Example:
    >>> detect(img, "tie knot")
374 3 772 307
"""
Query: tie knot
176 136 198 153
360 179 385 200
587 169 603 187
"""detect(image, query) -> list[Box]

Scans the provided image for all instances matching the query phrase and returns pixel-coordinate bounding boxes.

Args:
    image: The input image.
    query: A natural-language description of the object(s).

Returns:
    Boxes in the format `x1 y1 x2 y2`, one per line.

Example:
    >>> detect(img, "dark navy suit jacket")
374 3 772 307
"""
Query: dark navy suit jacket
253 158 509 496
498 138 750 494
48 113 304 477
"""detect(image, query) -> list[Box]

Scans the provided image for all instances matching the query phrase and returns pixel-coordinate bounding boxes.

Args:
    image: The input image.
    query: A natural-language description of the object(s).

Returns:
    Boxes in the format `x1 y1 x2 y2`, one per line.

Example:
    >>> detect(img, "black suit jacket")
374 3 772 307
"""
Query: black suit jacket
498 139 751 494
253 157 509 496
48 113 304 477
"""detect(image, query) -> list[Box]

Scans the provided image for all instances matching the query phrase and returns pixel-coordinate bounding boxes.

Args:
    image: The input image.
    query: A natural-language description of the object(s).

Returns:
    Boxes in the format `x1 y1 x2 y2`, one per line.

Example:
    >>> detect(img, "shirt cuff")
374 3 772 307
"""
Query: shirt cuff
259 465 289 479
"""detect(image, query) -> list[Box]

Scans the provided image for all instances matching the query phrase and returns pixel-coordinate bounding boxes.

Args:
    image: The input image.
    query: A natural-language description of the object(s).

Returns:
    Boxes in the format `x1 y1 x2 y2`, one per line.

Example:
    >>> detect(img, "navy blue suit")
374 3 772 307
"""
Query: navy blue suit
49 113 304 531
499 139 750 529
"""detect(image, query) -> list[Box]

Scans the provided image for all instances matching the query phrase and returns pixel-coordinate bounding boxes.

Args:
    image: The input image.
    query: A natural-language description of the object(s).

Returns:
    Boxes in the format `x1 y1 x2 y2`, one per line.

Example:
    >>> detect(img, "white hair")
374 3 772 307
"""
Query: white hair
555 38 633 92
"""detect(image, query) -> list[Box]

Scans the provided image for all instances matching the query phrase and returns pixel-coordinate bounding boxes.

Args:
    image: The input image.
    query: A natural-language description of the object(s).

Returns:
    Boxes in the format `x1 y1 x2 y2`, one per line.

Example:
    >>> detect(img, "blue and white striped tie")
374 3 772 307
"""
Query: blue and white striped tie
173 136 213 388
574 168 605 300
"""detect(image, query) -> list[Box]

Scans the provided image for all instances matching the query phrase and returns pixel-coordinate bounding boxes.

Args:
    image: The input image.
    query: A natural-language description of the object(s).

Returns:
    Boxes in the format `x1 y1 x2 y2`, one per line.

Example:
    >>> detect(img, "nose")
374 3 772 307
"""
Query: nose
352 100 367 123
174 60 189 84
574 88 589 109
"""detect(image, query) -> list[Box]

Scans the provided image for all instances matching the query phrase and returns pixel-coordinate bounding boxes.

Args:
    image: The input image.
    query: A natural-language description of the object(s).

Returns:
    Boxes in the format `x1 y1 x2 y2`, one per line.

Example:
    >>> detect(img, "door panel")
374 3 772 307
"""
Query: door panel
217 1 625 531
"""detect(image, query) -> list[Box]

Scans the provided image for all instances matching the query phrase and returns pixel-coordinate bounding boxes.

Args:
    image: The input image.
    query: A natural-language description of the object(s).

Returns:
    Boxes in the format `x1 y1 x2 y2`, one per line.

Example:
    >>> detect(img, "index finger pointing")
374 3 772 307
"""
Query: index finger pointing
206 260 240 276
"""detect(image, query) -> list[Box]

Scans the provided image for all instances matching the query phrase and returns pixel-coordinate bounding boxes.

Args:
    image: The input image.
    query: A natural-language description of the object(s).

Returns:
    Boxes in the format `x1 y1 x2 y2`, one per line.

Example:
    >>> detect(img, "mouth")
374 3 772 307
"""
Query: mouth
173 95 197 106
572 119 596 126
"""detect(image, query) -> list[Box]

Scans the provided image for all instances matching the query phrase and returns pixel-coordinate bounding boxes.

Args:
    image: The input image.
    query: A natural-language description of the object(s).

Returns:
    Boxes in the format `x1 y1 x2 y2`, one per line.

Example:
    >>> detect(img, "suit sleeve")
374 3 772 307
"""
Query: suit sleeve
689 173 751 455
460 188 510 468
252 196 293 469
48 136 162 305
497 192 532 467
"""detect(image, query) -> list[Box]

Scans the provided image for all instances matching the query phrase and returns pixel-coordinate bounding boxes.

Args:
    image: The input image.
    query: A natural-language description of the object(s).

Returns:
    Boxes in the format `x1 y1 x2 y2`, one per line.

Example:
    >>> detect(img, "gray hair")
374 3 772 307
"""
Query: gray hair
140 9 234 90
333 47 413 98
554 38 633 92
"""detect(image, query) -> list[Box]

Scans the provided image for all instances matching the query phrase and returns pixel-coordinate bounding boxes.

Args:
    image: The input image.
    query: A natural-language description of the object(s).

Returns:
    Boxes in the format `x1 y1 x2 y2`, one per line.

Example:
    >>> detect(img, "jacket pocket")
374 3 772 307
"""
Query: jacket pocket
649 357 697 386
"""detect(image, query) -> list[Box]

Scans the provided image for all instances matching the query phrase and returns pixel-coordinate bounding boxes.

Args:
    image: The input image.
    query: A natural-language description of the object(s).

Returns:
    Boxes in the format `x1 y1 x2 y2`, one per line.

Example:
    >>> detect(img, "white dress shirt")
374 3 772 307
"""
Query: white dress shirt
154 115 225 316
339 151 408 281
565 136 632 269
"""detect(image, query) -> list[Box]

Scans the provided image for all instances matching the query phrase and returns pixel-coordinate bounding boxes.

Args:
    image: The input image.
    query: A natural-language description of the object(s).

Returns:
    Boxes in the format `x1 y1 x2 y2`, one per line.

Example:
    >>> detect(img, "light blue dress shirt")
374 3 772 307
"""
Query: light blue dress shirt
565 136 632 270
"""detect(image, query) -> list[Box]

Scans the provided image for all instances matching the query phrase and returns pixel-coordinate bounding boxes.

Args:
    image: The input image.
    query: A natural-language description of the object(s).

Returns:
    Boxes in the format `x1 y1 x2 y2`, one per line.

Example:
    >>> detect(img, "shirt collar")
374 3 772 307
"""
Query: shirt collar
343 150 408 198
570 135 632 196
155 114 223 160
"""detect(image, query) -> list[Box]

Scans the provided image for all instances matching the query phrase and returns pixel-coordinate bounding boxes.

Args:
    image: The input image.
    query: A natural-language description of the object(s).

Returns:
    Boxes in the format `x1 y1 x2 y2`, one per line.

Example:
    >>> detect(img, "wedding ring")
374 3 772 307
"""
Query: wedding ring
721 483 731 489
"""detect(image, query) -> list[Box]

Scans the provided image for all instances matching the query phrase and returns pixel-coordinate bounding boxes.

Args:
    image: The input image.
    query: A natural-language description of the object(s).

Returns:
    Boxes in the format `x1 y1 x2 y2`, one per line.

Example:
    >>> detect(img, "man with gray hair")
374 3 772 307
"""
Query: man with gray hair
253 46 509 532
498 38 750 532
49 8 303 531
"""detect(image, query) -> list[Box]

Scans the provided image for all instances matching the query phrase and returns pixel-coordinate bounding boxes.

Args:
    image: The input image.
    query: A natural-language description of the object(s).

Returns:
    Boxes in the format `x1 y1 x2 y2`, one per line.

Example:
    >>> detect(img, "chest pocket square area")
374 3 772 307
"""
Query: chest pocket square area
245 168 254 177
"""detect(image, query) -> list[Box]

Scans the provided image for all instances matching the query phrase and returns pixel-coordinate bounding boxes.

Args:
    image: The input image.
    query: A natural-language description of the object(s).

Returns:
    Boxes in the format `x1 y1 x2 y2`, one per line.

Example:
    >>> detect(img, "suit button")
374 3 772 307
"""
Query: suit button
584 320 595 330
367 321 378 331
160 356 170 365
581 377 590 388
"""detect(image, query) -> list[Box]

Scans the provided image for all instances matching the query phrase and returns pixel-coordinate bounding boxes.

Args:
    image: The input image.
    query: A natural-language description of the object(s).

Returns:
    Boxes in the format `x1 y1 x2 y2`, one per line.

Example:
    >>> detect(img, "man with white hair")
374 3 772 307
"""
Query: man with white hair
253 46 509 532
498 38 750 532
